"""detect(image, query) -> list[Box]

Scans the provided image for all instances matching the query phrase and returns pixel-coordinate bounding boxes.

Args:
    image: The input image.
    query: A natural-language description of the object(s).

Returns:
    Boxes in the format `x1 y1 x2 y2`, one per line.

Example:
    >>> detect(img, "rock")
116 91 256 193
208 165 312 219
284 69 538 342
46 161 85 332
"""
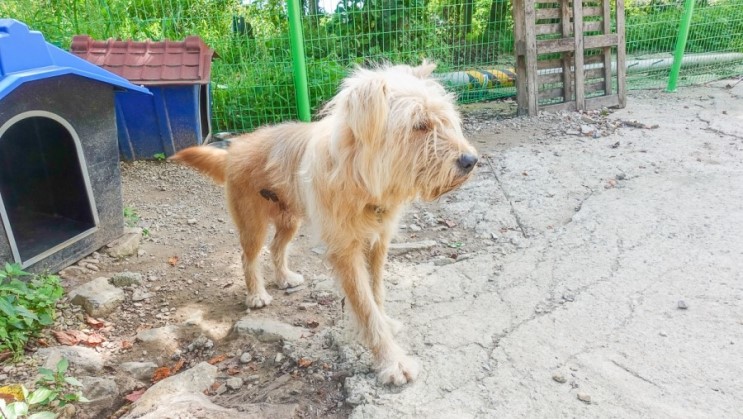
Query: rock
110 272 143 287
677 300 688 310
37 346 103 374
215 383 227 395
552 372 567 383
577 392 591 403
127 392 297 419
275 353 285 363
565 129 580 136
136 325 181 353
187 218 197 225
120 361 158 381
58 266 87 280
239 352 252 364
233 316 309 343
187 334 214 352
433 257 455 266
132 289 152 302
388 240 438 255
68 277 125 316
125 362 217 418
408 224 422 232
226 377 243 390
106 227 142 258
80 376 119 412
581 124 596 135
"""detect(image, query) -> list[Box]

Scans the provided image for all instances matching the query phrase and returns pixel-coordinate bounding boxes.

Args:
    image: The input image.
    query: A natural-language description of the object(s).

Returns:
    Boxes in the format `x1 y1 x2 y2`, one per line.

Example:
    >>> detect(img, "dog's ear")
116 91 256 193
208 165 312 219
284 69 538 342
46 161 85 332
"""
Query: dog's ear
345 73 388 146
412 60 437 79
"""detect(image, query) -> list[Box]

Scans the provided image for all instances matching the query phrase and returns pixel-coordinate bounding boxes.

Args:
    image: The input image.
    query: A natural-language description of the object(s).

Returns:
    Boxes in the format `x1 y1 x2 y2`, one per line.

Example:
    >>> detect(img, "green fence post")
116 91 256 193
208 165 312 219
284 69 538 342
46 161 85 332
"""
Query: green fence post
667 0 695 92
287 0 311 121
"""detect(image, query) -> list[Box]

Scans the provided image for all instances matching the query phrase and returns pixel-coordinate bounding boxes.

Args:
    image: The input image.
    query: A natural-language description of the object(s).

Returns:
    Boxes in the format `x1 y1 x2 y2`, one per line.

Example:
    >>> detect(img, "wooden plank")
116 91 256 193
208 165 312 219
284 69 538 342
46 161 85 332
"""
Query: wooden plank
601 0 613 95
616 0 627 107
537 54 604 70
526 0 539 115
536 20 604 36
536 7 602 19
560 0 574 102
540 67 604 84
536 34 617 53
585 81 606 94
513 0 529 115
585 94 620 109
541 100 578 112
573 0 585 110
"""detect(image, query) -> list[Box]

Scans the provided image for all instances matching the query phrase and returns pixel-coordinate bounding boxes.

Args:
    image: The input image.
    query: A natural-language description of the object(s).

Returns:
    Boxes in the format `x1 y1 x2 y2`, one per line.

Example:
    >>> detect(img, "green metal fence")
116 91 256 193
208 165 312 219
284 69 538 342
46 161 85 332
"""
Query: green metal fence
1 0 742 132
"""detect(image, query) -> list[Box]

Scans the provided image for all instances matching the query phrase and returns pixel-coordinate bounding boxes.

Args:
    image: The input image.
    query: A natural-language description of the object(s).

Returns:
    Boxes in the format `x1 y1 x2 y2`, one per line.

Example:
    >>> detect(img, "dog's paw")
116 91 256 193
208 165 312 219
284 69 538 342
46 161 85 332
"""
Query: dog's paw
246 291 273 308
377 355 420 386
385 315 404 336
277 271 305 289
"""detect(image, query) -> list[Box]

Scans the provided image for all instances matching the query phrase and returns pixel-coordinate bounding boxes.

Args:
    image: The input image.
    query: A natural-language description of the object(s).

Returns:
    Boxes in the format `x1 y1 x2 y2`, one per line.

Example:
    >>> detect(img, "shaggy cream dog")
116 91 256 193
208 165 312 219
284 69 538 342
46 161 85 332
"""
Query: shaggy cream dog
171 61 477 385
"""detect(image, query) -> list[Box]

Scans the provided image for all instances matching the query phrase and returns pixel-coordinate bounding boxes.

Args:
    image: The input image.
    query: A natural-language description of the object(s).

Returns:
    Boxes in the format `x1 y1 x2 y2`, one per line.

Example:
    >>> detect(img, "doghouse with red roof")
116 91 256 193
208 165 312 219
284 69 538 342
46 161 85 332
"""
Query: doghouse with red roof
71 35 217 160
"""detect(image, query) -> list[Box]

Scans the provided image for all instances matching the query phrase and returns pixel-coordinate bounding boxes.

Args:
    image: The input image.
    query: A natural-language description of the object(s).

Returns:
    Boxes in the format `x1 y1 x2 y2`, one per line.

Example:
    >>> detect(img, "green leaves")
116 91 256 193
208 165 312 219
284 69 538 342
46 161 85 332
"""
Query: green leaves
0 264 64 359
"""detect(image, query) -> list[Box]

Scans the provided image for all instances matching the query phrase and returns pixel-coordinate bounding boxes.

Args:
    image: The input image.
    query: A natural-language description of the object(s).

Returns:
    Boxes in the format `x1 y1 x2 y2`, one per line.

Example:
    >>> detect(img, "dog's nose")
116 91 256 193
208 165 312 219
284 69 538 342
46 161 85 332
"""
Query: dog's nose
457 154 478 172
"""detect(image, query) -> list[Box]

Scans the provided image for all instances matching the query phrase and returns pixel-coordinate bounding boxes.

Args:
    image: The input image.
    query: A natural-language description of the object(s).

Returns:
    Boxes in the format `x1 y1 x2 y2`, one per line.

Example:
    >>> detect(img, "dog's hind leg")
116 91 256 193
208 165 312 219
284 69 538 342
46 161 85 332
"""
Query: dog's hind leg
328 242 419 385
229 194 272 308
271 215 304 289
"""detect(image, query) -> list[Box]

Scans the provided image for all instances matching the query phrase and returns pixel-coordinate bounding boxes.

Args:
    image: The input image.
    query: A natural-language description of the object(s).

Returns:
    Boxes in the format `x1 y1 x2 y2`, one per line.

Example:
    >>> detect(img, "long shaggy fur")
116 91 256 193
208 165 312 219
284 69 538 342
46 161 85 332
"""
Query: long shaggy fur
171 61 477 385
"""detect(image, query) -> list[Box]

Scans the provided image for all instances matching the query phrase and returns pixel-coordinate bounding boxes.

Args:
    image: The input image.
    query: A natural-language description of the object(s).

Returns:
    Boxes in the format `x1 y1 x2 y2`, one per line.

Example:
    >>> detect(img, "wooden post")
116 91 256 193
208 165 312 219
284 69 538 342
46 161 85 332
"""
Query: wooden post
572 0 585 110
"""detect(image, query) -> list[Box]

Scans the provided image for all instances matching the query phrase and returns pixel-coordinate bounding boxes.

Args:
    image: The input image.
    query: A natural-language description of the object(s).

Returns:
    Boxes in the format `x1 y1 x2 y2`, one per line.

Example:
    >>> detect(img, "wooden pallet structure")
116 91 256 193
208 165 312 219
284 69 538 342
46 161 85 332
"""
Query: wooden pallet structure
513 0 626 115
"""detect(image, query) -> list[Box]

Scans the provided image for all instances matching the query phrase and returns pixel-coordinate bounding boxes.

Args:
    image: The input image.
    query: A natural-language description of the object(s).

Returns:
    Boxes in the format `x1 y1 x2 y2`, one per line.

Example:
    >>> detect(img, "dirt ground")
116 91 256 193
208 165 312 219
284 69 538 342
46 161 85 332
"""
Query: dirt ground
3 79 743 418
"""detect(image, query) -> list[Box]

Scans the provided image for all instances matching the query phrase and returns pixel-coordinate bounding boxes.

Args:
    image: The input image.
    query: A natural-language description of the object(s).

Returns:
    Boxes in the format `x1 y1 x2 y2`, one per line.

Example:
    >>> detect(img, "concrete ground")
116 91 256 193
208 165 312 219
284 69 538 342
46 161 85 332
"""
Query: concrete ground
347 81 743 418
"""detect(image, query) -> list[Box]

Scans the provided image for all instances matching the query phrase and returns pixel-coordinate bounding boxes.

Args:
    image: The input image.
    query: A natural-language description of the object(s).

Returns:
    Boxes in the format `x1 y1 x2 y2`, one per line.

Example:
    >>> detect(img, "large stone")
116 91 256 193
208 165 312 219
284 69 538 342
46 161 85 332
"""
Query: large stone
37 346 103 374
110 271 143 287
125 362 217 418
135 325 181 353
80 376 119 412
233 317 308 343
120 362 158 381
68 277 125 316
106 228 142 258
127 392 298 419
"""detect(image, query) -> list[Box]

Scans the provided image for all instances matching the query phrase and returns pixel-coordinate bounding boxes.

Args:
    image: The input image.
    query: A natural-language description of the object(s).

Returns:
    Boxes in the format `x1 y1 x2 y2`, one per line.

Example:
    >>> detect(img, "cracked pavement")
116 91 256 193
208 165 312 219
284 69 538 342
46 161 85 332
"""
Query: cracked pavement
346 81 743 418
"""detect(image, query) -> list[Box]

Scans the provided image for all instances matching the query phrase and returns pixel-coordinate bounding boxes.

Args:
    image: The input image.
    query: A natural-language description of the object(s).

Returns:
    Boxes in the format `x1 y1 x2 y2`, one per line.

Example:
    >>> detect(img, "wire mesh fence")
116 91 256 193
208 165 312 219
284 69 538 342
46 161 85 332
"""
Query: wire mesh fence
1 0 742 132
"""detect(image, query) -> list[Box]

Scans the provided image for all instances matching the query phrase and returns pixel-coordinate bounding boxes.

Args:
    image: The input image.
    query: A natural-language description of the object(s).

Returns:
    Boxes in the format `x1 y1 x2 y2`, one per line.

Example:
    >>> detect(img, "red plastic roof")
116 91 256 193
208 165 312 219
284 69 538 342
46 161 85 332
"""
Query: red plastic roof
70 35 216 86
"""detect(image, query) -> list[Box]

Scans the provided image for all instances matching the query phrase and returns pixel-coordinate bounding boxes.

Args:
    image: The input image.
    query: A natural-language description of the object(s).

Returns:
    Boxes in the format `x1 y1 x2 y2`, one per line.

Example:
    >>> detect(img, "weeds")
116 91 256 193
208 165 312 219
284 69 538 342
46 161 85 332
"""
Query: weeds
0 358 87 419
0 264 63 360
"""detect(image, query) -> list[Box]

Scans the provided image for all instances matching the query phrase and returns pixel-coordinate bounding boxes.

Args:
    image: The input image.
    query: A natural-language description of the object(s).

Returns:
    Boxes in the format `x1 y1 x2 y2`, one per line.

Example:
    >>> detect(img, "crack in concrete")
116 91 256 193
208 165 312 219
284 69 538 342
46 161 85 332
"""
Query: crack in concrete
697 111 743 141
610 359 661 388
484 155 528 238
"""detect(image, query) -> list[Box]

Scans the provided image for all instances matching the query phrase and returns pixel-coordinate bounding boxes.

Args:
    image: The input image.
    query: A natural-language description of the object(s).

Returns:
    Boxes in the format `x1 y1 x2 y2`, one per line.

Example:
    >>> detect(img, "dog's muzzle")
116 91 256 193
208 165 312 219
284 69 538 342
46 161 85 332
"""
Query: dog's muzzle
457 153 478 174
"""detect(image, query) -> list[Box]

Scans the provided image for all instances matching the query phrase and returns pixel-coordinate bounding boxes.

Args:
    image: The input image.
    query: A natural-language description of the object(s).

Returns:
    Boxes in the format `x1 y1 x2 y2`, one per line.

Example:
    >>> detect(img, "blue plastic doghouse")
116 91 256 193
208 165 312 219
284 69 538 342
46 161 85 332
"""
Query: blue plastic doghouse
0 19 149 272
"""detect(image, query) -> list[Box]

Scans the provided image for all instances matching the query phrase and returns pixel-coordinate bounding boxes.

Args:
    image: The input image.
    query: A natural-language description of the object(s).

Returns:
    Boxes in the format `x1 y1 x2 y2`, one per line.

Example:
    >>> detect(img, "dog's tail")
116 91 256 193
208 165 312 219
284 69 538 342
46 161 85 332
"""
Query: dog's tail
169 146 228 185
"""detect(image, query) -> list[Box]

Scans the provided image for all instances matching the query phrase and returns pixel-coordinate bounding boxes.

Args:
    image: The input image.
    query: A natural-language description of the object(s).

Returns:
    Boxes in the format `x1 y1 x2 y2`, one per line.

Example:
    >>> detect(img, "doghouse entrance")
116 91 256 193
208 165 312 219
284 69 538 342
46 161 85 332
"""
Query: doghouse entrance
0 112 98 266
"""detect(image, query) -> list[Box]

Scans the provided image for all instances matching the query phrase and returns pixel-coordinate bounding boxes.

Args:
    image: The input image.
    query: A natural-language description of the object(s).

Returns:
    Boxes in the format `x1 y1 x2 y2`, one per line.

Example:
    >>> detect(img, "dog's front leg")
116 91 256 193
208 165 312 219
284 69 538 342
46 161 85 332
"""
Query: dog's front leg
329 243 419 385
367 237 403 336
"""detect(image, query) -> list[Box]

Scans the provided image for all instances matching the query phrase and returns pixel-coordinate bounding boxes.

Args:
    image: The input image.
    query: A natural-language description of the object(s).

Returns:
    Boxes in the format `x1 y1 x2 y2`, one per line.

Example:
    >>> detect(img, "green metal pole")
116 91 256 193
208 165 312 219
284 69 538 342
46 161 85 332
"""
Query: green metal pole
287 0 311 121
667 0 695 92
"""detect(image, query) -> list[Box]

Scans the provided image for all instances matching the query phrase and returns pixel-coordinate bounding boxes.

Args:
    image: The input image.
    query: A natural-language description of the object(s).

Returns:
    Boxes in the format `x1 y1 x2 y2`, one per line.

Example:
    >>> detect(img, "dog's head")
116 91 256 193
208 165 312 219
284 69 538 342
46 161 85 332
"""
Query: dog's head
323 61 478 203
